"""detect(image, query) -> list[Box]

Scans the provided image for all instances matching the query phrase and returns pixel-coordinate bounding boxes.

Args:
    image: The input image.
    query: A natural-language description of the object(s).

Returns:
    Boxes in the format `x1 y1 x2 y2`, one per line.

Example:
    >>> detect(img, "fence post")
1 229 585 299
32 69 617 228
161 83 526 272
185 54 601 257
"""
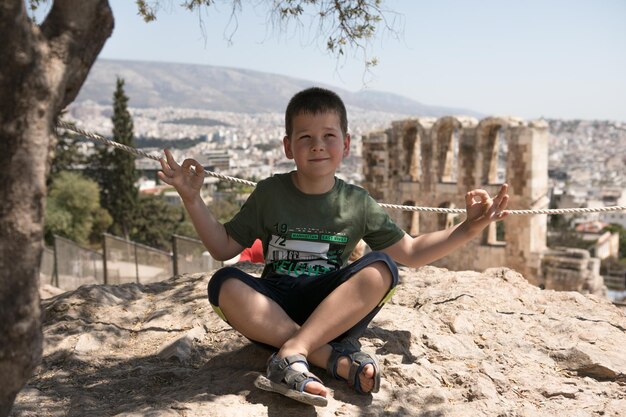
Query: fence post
134 243 139 283
52 235 59 287
172 235 179 277
102 233 108 285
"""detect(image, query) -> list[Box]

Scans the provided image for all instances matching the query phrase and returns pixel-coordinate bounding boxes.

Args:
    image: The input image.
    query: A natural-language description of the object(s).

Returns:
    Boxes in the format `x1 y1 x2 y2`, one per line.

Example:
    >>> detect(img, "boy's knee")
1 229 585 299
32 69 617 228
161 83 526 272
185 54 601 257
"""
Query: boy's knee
368 261 394 289
207 268 252 323
377 252 399 279
367 263 397 308
363 252 398 288
207 266 247 306
218 277 247 300
349 260 394 298
361 252 399 307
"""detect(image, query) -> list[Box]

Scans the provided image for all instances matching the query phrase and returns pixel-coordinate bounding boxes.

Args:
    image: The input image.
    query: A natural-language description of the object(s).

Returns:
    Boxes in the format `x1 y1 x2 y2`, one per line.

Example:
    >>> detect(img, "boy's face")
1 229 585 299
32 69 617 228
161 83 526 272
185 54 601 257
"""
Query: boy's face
283 111 350 180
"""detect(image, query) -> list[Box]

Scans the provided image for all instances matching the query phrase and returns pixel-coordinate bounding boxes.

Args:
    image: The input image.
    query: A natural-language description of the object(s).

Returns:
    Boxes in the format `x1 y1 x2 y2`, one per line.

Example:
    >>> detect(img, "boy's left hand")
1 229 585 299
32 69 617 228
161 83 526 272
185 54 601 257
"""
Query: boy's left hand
464 184 509 233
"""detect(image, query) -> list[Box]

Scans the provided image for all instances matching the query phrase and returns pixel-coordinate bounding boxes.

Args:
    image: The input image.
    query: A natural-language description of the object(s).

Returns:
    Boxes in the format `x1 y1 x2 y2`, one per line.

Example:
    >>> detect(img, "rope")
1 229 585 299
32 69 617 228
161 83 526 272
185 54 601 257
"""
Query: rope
57 120 257 187
57 120 626 216
377 203 626 215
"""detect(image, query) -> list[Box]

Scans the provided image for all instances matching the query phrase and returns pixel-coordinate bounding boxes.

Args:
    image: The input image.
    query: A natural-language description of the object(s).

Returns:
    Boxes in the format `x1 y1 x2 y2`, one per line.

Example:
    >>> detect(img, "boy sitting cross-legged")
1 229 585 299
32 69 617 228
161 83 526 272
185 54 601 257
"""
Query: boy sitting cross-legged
158 87 509 407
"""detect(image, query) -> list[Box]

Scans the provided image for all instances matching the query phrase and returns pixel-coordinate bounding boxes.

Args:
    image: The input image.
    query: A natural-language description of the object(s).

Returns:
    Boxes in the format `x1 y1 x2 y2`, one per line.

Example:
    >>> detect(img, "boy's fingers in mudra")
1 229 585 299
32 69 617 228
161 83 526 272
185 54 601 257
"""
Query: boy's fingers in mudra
494 183 509 203
164 149 181 170
181 159 204 177
465 189 491 207
493 184 510 218
159 160 173 178
159 149 179 176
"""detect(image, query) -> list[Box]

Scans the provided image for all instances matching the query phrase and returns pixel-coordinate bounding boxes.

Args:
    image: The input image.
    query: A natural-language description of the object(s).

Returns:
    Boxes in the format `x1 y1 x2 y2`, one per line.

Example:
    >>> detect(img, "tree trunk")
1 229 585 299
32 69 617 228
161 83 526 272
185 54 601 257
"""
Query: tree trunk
0 1 113 415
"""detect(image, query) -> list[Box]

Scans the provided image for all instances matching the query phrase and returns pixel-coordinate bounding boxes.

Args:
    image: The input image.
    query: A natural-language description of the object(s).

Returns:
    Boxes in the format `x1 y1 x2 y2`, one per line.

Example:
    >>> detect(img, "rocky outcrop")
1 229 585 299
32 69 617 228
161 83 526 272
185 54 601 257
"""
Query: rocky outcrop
11 265 626 416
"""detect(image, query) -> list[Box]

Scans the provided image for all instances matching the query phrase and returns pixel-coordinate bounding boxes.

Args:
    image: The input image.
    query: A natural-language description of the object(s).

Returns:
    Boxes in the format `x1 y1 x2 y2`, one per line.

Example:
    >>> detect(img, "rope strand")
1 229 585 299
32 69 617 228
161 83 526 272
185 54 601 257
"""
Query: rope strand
57 120 626 216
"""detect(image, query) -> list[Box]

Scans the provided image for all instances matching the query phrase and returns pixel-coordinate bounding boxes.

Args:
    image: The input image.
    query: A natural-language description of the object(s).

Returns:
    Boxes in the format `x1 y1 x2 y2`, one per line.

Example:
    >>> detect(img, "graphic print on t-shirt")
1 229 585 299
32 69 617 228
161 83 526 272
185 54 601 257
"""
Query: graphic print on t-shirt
267 228 348 277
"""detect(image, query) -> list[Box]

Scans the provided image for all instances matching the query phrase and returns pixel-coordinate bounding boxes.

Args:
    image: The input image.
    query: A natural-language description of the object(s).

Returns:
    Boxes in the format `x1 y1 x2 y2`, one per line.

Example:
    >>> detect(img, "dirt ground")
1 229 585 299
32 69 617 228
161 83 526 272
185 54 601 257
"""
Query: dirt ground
11 264 626 416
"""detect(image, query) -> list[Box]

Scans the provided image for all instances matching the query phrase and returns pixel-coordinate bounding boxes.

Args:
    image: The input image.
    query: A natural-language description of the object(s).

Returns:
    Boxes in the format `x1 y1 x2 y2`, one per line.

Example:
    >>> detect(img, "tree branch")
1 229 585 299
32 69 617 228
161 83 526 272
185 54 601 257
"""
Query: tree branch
41 0 114 110
0 1 37 114
0 0 27 44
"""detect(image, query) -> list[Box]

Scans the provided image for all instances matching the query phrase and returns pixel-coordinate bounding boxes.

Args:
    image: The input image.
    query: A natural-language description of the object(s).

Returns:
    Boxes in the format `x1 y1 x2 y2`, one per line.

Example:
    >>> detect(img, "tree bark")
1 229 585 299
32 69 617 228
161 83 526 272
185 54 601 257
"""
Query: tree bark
0 1 113 415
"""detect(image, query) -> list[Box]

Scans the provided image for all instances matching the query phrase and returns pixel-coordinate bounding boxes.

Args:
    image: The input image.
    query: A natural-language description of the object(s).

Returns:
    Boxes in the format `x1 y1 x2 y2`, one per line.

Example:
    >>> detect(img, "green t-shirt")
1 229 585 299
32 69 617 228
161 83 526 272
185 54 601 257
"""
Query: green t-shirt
224 172 405 278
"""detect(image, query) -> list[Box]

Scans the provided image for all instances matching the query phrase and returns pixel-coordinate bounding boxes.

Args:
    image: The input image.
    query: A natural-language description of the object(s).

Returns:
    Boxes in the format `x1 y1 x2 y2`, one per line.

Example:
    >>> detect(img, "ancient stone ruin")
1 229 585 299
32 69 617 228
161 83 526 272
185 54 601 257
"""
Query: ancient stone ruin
542 247 605 294
362 116 606 295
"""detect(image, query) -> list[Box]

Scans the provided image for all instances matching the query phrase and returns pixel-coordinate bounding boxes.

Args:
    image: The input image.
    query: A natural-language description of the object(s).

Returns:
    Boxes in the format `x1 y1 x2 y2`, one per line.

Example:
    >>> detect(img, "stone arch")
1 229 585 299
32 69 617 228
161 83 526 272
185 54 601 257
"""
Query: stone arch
484 221 506 246
437 202 459 230
432 117 465 183
402 200 420 236
403 126 421 182
412 120 434 183
393 119 432 183
398 122 419 182
477 117 513 185
420 128 434 190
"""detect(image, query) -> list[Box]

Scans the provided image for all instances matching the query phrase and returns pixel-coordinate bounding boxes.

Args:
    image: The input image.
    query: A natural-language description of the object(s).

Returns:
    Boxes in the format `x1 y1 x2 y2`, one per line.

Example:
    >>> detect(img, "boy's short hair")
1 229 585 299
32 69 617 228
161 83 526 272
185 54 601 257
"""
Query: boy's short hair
285 87 348 137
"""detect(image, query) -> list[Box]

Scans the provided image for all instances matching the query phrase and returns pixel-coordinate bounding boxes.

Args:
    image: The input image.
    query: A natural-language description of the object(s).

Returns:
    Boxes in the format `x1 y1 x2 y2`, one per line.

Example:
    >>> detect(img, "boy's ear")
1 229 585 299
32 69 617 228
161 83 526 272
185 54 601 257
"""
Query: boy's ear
283 136 294 159
343 133 351 157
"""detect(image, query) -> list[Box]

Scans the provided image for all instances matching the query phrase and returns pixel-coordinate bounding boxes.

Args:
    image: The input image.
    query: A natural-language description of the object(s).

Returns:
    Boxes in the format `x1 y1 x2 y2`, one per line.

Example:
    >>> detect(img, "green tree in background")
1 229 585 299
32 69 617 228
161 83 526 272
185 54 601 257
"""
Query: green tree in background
89 77 139 239
209 196 241 224
44 172 112 246
87 78 200 250
131 194 196 251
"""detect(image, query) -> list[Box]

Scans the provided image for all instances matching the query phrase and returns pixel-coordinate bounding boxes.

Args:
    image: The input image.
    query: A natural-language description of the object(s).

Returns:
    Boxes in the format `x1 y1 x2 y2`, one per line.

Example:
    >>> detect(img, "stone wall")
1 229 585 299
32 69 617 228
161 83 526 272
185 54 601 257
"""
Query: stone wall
362 116 550 284
541 247 606 296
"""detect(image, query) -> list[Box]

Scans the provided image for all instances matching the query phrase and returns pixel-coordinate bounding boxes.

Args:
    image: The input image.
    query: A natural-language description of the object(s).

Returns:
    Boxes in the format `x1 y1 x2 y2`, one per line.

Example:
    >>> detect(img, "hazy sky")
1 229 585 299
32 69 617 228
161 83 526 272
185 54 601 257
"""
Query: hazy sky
51 1 626 121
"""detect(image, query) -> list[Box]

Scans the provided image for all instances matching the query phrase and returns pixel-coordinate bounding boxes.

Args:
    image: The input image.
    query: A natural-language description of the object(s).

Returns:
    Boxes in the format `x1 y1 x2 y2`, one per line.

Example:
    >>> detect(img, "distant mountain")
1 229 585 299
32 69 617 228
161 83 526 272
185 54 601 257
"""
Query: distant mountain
75 59 481 117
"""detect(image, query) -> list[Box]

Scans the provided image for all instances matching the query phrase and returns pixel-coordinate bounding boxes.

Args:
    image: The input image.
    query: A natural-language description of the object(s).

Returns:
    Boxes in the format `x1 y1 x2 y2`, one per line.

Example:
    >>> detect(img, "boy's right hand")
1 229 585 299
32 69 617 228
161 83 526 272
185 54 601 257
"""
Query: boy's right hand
158 149 205 203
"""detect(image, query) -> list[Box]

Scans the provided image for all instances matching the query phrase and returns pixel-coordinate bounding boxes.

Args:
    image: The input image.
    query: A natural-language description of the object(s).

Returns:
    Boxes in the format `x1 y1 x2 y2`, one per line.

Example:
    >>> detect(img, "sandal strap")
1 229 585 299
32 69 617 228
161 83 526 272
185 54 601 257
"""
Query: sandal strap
326 341 381 394
326 338 361 380
347 351 376 389
284 370 323 393
266 353 323 392
270 353 308 372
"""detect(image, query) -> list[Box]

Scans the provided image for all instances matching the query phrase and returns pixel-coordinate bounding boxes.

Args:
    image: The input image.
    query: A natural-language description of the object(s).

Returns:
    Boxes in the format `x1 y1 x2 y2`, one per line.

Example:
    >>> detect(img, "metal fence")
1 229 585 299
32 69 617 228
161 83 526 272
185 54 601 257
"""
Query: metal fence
40 246 55 286
103 233 172 285
172 234 222 275
39 234 221 293
54 235 105 290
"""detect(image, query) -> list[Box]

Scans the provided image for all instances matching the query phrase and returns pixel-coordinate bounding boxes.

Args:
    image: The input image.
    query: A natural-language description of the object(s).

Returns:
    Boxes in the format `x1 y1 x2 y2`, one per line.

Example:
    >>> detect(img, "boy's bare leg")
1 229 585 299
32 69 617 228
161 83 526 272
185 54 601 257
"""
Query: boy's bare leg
278 261 390 393
219 278 331 396
218 261 391 396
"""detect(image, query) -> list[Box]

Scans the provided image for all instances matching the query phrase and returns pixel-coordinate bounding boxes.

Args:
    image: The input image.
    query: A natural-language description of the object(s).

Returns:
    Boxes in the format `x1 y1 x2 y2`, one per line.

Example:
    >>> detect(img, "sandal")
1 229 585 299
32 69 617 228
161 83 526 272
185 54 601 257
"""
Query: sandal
326 338 381 394
254 353 328 407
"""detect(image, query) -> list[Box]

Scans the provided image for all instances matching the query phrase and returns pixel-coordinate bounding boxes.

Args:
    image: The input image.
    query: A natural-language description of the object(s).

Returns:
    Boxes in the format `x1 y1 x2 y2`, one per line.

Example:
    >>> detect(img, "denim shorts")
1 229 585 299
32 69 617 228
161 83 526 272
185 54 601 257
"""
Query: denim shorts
207 251 399 342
